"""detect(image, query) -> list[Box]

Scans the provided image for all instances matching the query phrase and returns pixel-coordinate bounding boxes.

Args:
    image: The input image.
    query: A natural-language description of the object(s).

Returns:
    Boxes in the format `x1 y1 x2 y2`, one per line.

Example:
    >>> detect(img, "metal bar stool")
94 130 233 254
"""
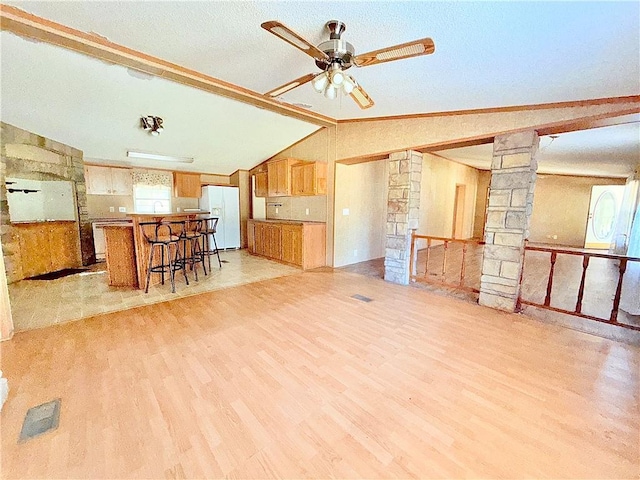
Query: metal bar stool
180 218 207 281
201 217 222 270
140 221 188 293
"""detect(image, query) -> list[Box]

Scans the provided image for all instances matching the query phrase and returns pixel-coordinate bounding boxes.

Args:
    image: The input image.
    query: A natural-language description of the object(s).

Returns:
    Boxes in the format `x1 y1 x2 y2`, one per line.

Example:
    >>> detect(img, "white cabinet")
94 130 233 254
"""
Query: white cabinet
85 166 132 195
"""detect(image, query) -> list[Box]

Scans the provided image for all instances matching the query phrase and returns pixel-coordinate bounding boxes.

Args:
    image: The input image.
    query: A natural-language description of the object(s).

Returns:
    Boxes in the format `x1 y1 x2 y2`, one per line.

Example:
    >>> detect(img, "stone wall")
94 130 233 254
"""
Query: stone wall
1 123 92 283
384 150 422 285
479 131 538 311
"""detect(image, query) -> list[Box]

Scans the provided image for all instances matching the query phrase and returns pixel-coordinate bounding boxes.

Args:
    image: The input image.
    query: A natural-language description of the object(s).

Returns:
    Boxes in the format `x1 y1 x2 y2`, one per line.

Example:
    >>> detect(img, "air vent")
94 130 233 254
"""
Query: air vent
351 294 373 303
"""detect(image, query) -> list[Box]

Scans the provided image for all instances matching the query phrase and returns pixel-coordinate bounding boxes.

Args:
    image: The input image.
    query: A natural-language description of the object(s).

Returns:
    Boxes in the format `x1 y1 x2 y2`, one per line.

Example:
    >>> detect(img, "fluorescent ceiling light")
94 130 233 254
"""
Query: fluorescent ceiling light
127 151 194 163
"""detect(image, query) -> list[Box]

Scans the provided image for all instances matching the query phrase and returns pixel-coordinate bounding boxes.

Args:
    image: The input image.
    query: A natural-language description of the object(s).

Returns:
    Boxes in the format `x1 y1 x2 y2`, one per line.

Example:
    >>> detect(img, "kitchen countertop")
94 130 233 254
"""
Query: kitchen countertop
248 219 326 225
128 211 209 218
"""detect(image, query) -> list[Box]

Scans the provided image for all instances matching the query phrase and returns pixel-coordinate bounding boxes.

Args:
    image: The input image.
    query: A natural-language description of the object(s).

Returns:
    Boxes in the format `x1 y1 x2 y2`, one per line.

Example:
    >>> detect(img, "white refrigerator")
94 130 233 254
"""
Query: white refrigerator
199 186 241 250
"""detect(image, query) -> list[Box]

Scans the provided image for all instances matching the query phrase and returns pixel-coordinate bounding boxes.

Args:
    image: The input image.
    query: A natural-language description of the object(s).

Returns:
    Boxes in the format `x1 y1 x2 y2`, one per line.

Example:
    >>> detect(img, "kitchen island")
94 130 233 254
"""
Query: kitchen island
104 212 208 291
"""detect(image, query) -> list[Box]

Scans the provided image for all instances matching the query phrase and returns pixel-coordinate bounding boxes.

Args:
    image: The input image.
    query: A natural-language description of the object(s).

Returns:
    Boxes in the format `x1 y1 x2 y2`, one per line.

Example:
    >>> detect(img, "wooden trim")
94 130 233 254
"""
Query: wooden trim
336 95 640 124
0 5 336 128
337 107 640 165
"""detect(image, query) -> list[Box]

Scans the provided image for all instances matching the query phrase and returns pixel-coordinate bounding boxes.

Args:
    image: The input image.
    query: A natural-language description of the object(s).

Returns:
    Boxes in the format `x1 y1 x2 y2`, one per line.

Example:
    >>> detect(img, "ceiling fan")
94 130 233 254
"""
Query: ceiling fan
261 20 435 109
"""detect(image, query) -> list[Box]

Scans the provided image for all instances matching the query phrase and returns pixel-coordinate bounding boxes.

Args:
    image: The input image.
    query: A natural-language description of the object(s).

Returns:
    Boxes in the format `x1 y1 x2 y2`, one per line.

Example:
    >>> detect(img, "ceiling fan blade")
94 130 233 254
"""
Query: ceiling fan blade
349 83 375 109
354 37 435 67
261 21 329 62
265 73 319 97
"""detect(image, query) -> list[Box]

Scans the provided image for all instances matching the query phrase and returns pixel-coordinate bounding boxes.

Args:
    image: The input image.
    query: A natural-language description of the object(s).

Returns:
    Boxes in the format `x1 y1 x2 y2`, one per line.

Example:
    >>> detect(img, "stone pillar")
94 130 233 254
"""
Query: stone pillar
479 130 539 311
384 150 422 285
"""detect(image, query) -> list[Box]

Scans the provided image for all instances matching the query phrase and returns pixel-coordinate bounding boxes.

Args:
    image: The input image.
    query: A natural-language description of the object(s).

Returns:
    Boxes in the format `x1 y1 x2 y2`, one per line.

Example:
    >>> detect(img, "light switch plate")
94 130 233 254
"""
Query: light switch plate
118 207 126 213
342 208 350 216
109 206 115 213
305 208 309 215
275 207 279 214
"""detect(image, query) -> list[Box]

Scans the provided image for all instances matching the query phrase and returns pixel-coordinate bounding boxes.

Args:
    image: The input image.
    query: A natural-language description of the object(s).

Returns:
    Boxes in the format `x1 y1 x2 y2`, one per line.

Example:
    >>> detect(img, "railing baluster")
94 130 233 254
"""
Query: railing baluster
442 241 448 281
460 243 468 287
610 258 628 323
544 251 557 307
424 238 431 278
575 255 590 314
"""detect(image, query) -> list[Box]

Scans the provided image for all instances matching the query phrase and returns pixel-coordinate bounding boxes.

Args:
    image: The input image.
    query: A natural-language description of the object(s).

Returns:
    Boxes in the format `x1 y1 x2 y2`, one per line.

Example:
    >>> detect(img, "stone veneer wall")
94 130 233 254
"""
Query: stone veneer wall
384 150 422 285
479 130 539 311
1 123 92 283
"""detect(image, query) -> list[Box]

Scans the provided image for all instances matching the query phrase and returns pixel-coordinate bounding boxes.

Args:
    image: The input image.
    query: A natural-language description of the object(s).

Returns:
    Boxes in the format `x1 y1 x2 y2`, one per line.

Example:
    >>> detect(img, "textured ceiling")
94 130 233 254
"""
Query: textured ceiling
1 1 638 176
4 1 639 119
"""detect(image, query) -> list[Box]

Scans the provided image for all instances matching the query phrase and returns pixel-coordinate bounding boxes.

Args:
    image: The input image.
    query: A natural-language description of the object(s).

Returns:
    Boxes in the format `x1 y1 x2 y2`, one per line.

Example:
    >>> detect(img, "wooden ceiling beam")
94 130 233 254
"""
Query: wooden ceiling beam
0 5 336 128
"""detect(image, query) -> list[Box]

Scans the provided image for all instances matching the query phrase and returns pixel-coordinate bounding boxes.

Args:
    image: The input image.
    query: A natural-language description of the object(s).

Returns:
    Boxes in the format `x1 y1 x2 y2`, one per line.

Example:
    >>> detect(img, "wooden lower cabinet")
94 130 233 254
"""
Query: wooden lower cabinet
14 221 81 278
247 220 325 269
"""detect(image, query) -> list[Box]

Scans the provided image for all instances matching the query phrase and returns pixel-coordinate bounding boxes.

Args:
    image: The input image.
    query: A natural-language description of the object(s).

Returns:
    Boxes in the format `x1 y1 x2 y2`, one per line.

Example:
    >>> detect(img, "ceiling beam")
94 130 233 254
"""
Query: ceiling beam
0 5 336 128
337 106 640 165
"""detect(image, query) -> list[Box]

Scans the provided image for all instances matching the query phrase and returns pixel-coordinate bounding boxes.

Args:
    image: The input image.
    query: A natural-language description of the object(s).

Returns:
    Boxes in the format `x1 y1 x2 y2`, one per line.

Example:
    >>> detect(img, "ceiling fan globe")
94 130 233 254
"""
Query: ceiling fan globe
312 72 329 93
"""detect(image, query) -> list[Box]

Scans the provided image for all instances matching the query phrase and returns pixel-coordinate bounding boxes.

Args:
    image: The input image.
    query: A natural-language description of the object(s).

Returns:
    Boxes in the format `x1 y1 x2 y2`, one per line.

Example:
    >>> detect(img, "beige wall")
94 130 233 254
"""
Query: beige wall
529 174 625 247
334 160 388 267
265 195 327 223
473 170 491 239
335 99 640 161
418 154 479 239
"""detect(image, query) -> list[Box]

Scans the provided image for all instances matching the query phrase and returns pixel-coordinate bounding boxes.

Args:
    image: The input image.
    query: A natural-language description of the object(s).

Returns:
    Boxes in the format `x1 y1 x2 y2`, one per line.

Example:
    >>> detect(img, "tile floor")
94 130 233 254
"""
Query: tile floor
8 250 301 332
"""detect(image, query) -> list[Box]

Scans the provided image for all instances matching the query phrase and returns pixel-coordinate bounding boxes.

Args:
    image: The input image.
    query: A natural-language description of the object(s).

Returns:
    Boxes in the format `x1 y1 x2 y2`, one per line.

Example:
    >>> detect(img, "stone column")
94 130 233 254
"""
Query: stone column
479 130 539 311
384 150 422 285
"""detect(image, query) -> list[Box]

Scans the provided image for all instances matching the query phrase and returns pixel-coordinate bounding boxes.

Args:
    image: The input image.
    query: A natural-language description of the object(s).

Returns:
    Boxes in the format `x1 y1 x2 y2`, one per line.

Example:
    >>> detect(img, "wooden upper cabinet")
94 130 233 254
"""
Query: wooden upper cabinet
173 173 201 198
267 158 297 197
84 165 132 195
291 162 327 196
254 171 268 198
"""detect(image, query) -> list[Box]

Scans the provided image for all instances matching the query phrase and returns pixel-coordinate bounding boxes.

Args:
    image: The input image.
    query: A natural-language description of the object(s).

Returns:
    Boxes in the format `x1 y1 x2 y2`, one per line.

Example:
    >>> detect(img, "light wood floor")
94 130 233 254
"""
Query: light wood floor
1 269 638 479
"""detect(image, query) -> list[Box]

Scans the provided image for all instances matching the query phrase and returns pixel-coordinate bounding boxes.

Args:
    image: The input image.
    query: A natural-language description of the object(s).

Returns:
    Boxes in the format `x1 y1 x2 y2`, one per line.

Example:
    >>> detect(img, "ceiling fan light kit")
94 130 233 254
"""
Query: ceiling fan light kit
261 20 435 109
140 115 164 136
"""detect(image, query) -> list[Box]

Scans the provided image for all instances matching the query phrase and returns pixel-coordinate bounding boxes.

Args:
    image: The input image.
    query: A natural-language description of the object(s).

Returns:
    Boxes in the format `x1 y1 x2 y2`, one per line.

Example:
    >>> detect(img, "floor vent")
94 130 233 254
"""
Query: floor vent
19 399 61 443
351 294 373 303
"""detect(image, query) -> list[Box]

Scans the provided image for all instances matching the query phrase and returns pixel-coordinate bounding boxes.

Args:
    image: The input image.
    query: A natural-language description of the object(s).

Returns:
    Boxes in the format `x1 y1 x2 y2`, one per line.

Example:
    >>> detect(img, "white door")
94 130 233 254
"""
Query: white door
584 185 625 249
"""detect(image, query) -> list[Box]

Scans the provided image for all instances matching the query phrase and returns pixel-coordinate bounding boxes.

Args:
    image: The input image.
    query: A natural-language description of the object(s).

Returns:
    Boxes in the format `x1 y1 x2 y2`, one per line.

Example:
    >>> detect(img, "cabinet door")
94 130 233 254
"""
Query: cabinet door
291 165 305 196
267 161 279 196
174 173 201 198
85 165 112 195
110 168 132 195
267 224 282 260
49 222 80 271
302 164 316 195
267 159 291 197
254 172 268 197
16 224 51 278
281 225 303 266
247 222 256 253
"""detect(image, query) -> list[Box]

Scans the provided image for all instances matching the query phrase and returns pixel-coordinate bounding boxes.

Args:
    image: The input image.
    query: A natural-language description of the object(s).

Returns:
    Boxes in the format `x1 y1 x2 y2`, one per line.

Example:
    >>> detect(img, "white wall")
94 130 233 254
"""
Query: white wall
334 160 388 267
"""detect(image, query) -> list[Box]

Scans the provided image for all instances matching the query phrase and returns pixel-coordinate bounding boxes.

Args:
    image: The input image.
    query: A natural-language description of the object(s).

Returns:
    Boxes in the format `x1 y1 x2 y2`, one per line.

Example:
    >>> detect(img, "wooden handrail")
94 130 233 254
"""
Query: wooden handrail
525 244 640 262
410 231 484 294
520 244 640 331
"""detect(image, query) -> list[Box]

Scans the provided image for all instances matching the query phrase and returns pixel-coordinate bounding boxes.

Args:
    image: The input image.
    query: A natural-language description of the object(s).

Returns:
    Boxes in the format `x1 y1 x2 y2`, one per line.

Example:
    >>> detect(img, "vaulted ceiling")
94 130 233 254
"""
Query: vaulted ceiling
1 1 639 175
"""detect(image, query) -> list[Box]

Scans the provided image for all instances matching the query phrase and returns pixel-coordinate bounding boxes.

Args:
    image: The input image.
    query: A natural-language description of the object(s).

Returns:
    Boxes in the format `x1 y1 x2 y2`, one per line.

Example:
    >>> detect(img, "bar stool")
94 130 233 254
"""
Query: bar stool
201 217 222 270
140 221 188 294
180 218 207 281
